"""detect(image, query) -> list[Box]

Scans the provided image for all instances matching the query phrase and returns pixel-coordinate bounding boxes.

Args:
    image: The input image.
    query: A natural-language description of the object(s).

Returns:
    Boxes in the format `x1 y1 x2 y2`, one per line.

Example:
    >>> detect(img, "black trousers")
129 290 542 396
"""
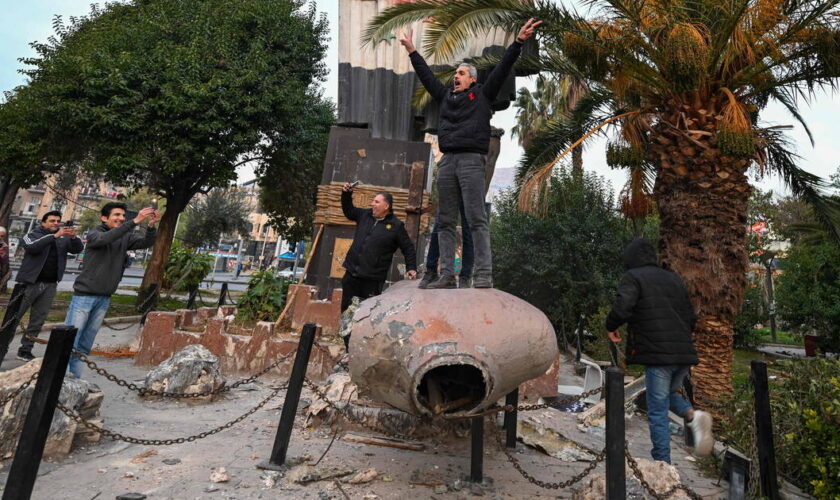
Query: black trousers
0 284 27 364
340 273 383 350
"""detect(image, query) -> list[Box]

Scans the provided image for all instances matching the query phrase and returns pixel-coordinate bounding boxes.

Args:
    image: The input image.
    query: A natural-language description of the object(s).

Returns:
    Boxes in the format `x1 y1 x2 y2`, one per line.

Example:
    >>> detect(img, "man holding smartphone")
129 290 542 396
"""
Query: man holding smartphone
0 211 83 367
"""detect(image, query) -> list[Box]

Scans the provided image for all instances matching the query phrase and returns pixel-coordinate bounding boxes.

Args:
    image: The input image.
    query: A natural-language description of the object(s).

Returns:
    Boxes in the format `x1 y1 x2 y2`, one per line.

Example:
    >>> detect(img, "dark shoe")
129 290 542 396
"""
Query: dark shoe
458 276 472 289
16 351 35 362
418 271 439 289
473 274 493 288
425 274 457 289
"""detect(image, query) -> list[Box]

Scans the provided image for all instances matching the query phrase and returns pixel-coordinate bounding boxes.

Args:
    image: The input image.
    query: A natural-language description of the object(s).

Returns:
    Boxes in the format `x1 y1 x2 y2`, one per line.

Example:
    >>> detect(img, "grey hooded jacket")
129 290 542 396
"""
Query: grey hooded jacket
17 226 84 285
74 221 156 296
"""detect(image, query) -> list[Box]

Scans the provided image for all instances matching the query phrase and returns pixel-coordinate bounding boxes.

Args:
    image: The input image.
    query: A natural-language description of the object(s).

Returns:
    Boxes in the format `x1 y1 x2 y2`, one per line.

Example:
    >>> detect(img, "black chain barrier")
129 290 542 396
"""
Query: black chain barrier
0 372 39 407
73 349 295 399
57 383 288 446
502 436 606 490
624 444 705 500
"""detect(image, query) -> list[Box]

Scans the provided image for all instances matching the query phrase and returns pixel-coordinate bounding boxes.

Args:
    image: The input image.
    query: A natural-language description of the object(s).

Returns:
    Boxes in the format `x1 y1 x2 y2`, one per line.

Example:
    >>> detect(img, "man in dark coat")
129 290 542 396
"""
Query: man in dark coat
399 19 541 289
606 238 713 463
340 182 417 346
0 211 84 367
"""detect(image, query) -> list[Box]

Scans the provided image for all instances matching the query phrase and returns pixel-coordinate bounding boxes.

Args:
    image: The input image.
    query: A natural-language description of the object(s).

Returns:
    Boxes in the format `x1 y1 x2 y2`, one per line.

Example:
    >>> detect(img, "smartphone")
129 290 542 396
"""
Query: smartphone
64 220 75 227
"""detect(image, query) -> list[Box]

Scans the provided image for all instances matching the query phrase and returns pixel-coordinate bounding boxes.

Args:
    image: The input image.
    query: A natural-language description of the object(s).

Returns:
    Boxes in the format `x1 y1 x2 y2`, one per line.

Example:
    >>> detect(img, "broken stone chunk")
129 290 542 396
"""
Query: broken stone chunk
144 345 225 398
288 465 355 484
209 467 230 483
347 468 377 484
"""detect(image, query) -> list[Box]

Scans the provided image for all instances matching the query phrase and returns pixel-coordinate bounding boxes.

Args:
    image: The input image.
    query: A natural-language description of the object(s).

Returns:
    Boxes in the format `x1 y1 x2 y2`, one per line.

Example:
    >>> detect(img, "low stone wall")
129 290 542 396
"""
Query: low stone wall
135 307 342 381
283 285 342 334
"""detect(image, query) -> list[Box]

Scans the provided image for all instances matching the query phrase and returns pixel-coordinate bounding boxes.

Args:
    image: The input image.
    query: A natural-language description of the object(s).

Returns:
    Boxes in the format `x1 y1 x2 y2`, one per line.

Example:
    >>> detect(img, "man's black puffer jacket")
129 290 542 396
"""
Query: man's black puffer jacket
341 190 417 282
409 41 522 154
606 238 699 365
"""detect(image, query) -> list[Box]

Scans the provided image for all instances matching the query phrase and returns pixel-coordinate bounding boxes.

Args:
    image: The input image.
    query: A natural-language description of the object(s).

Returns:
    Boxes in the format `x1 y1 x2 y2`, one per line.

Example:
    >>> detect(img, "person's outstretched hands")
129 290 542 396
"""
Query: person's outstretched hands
517 18 543 42
399 28 416 53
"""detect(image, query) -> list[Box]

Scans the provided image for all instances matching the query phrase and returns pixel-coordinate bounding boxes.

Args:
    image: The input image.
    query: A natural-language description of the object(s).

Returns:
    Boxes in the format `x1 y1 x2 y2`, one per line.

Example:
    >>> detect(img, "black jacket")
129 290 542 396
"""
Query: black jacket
605 239 699 365
409 41 522 154
341 190 417 281
17 226 84 285
74 221 156 296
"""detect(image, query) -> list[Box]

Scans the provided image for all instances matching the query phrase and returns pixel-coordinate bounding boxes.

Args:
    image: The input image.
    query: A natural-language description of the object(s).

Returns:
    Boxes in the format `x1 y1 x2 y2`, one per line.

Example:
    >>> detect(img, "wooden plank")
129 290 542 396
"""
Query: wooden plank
342 433 425 451
329 238 353 279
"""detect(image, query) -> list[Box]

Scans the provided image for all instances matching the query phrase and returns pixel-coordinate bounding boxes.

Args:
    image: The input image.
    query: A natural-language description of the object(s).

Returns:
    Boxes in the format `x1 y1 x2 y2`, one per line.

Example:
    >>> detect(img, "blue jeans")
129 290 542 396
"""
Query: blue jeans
645 365 693 463
426 197 474 278
65 295 111 378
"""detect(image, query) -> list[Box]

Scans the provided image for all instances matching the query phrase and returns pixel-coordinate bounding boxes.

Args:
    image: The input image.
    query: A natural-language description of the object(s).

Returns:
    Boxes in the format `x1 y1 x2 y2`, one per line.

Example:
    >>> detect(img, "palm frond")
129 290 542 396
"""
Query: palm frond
361 0 448 48
756 129 840 245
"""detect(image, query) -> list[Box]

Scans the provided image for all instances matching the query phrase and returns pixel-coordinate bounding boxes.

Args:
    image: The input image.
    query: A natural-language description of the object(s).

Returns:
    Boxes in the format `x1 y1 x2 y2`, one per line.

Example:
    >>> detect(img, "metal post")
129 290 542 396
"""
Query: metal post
470 416 484 483
218 282 228 307
751 360 779 500
504 388 519 449
140 283 159 325
605 366 625 500
186 284 198 310
3 326 78 500
258 322 317 471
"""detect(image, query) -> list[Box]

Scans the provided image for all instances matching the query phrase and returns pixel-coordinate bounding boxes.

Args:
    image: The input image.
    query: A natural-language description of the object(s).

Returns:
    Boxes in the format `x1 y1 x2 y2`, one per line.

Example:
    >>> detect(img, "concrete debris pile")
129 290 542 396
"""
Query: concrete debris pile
574 458 690 499
0 359 104 459
144 345 225 399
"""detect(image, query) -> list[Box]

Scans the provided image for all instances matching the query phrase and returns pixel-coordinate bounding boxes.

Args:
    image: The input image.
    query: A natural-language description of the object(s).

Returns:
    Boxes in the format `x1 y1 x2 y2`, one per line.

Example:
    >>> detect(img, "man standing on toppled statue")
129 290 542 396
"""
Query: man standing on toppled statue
399 18 542 289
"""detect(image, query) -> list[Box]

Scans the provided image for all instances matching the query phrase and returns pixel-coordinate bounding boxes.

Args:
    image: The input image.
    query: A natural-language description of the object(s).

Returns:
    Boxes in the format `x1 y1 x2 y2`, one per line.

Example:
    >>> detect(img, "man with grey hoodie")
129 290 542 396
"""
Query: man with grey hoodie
66 202 158 378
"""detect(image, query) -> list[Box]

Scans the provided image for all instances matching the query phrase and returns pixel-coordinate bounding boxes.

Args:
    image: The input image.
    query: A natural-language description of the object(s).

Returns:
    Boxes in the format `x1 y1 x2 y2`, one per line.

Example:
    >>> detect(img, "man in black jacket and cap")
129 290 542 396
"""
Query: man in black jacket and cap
340 182 417 347
399 19 541 289
606 238 713 463
0 211 83 367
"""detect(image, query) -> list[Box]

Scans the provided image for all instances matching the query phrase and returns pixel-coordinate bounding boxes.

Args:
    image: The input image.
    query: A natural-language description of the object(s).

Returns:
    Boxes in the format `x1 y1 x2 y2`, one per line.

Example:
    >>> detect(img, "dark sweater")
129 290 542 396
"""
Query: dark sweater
74 222 156 296
409 41 522 154
341 190 417 281
606 239 699 366
17 226 84 285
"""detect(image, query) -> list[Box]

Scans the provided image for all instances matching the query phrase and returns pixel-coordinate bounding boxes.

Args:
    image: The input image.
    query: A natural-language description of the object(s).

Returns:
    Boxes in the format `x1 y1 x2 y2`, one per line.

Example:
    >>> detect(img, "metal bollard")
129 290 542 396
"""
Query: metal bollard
470 416 484 483
218 282 228 307
186 284 198 310
3 326 78 500
258 323 317 471
504 388 519 449
605 366 625 500
751 360 779 500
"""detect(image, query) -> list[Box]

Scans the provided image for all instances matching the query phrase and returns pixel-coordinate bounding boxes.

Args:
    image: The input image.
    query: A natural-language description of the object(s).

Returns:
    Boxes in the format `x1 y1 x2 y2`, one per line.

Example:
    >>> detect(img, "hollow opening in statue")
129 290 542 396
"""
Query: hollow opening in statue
417 364 486 415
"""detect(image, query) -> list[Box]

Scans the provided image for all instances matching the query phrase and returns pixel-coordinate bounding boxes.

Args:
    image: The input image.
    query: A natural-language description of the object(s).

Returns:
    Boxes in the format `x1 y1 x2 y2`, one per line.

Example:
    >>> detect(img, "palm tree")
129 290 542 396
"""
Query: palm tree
364 0 840 406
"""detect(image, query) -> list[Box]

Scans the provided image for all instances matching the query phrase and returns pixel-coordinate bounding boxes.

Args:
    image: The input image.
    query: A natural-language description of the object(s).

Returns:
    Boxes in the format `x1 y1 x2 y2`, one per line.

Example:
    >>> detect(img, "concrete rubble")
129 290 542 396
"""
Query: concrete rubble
144 344 225 398
0 359 103 460
517 413 597 462
574 457 690 499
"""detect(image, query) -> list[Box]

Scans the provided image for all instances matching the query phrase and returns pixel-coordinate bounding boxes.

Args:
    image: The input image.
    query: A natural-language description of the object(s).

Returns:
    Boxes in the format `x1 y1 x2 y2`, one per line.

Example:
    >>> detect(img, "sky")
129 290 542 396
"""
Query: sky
3 0 838 197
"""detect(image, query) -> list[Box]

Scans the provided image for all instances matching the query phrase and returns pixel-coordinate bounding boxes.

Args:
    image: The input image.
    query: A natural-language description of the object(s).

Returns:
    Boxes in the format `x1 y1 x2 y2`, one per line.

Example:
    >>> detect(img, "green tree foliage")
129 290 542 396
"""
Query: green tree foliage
182 188 251 249
162 242 214 292
491 167 629 343
776 240 840 351
235 270 290 322
23 0 333 298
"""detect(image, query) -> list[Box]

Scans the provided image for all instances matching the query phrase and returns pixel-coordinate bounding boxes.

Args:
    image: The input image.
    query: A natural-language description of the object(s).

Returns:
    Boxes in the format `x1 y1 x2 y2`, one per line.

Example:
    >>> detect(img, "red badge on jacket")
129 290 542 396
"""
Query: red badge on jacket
468 92 475 100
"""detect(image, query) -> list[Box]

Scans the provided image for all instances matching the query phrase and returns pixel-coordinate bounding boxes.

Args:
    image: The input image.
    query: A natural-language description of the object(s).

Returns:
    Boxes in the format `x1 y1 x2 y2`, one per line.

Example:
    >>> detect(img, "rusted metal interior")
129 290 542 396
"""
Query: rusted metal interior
417 364 487 415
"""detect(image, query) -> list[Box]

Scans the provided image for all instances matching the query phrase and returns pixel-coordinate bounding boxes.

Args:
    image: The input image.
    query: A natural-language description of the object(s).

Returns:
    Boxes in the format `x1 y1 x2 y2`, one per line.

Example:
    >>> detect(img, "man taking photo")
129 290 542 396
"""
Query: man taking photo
0 211 83 367
66 202 158 378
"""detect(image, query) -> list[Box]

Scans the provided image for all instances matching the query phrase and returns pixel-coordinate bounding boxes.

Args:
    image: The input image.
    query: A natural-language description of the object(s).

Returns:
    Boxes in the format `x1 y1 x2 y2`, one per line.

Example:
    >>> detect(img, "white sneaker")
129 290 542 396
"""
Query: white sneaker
688 410 714 457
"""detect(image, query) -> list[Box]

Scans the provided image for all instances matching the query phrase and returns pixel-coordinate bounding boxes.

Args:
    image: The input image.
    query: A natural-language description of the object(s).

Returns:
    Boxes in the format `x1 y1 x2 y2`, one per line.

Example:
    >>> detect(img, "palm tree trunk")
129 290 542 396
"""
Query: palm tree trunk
650 117 752 410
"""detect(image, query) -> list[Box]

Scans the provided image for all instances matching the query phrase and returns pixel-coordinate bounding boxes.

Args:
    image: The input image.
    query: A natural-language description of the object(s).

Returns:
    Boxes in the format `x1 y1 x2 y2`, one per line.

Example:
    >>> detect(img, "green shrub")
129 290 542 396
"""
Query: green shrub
721 358 840 497
235 270 290 322
734 282 765 349
162 243 213 291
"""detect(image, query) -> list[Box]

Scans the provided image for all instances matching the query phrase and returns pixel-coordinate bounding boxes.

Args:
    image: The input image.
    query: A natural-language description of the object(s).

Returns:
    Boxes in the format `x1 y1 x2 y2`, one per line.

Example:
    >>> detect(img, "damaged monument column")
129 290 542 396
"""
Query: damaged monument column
347 281 559 417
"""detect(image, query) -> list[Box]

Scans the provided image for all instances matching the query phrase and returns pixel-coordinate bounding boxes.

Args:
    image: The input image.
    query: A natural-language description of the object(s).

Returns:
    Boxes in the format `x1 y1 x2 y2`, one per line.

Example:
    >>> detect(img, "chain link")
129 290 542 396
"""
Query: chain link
444 385 604 420
304 377 419 442
624 445 704 500
502 432 606 490
74 349 294 399
57 383 287 446
0 372 39 407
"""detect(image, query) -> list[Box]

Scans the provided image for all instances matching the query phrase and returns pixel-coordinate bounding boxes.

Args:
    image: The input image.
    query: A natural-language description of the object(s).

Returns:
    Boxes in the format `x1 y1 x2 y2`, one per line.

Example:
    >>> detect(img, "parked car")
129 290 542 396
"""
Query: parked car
278 267 303 280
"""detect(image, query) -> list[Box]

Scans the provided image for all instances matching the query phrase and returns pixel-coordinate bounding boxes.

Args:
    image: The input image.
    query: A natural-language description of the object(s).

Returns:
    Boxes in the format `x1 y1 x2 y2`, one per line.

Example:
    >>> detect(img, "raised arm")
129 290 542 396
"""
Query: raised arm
21 231 56 254
401 29 448 101
341 184 366 222
483 18 542 99
83 221 137 249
